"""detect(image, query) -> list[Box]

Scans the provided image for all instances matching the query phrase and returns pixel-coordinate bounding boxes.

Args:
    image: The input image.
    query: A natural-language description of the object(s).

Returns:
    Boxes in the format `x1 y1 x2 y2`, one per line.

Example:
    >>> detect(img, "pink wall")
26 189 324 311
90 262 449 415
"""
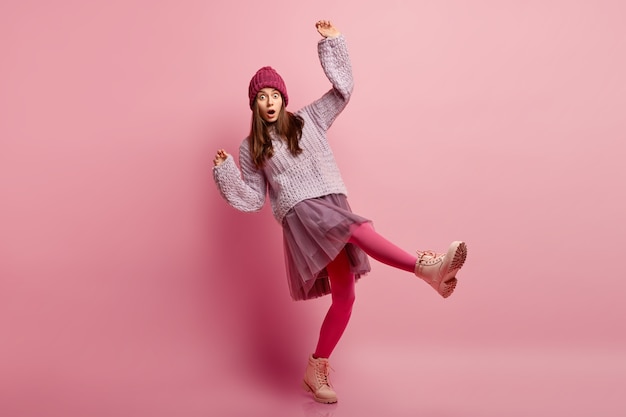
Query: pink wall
1 1 624 415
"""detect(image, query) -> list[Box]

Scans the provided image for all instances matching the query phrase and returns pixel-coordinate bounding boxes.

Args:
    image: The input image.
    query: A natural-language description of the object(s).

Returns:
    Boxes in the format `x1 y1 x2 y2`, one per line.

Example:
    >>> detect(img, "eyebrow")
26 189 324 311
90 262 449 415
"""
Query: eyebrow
257 89 280 96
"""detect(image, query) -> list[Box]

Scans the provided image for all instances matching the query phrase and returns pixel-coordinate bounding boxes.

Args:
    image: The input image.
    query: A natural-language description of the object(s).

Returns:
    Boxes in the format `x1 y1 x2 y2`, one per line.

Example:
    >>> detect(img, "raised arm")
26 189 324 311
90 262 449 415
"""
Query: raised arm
302 20 354 132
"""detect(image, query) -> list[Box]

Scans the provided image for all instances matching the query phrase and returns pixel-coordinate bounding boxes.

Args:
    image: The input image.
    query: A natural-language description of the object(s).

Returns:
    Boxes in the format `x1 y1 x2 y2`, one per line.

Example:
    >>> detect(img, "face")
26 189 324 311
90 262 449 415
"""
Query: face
255 88 283 122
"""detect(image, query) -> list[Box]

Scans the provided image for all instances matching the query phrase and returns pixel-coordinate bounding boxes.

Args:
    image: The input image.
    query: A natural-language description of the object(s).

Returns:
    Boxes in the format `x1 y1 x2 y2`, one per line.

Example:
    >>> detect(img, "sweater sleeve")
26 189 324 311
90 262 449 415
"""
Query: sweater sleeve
302 35 354 132
212 141 266 213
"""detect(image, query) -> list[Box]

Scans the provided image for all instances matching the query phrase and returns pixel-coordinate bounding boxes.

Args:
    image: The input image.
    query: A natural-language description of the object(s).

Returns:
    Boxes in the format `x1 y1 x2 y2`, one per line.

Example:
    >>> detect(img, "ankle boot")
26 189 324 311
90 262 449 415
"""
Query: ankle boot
302 355 338 404
415 241 467 298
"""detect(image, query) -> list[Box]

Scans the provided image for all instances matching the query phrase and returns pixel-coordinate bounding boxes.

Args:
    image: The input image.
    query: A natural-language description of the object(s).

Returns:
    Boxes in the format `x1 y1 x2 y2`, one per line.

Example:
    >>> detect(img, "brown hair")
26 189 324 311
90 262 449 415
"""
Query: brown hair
249 101 304 169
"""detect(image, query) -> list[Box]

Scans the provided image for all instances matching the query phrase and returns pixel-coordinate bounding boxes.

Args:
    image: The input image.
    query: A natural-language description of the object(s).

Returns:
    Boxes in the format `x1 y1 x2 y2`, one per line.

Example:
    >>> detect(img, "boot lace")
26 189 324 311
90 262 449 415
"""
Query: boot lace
416 250 443 263
315 361 333 387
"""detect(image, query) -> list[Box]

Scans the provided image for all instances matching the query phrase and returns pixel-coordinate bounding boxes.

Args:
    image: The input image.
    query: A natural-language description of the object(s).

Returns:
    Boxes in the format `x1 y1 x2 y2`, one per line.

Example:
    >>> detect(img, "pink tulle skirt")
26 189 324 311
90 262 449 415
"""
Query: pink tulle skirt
282 194 371 301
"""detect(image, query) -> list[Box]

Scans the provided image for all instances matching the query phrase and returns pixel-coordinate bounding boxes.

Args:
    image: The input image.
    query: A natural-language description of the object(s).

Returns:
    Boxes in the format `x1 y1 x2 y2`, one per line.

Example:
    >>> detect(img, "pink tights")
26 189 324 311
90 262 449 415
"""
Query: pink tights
313 222 417 358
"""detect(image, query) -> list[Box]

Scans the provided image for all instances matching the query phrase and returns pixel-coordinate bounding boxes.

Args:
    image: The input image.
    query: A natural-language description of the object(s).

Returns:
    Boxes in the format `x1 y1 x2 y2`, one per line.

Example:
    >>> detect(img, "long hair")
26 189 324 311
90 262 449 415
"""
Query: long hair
249 101 304 169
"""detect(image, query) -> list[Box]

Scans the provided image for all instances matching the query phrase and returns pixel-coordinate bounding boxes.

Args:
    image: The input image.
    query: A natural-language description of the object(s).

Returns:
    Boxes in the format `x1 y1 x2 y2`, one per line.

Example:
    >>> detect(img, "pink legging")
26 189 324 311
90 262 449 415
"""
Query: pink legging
313 222 417 358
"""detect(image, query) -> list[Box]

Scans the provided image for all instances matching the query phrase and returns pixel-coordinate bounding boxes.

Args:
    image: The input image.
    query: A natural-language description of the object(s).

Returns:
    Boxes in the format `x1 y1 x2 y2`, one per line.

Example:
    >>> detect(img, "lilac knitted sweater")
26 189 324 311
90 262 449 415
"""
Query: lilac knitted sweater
213 35 353 223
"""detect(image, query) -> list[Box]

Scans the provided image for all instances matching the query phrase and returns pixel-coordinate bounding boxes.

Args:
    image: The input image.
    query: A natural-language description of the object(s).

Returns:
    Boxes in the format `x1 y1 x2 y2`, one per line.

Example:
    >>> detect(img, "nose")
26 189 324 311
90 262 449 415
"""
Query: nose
267 95 274 106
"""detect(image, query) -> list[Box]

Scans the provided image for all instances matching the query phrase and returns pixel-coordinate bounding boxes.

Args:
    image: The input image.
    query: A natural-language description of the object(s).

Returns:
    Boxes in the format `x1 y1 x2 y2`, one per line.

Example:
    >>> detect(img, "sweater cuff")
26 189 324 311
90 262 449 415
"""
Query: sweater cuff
212 155 233 172
212 156 238 185
319 34 344 46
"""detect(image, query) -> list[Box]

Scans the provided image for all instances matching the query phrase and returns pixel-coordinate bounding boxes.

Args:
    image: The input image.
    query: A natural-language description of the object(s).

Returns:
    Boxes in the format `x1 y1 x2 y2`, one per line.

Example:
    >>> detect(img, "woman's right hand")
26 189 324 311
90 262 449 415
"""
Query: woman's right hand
214 149 229 167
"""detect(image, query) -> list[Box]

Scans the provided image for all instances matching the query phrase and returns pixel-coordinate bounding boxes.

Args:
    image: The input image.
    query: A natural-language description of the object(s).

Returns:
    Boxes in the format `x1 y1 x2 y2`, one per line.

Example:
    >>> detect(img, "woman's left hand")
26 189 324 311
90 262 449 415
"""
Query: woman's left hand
315 20 340 38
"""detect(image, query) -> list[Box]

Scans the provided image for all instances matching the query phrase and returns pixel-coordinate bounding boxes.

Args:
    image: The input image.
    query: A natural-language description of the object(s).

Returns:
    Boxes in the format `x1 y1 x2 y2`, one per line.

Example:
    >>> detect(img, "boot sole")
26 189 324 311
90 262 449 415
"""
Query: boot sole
302 380 338 404
439 241 467 298
448 241 467 272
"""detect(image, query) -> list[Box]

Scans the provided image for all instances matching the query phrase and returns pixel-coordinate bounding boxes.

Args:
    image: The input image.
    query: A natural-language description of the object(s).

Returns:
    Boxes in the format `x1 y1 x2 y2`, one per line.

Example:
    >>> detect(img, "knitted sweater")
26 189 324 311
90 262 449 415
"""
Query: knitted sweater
213 35 353 224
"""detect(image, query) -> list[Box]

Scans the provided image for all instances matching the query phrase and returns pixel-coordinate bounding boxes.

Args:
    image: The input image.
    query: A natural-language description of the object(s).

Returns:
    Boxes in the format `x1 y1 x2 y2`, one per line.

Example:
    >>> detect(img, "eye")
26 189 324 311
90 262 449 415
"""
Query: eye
272 93 280 99
258 94 266 100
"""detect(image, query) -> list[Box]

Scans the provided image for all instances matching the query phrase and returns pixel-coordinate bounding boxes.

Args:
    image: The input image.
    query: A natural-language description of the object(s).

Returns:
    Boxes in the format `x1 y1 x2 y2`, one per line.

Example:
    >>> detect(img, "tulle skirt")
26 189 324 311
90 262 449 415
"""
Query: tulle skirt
282 194 371 301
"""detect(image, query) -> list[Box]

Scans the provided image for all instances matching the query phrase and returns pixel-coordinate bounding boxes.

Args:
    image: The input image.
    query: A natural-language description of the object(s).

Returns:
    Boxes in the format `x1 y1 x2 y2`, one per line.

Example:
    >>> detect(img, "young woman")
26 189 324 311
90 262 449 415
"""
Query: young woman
213 20 467 404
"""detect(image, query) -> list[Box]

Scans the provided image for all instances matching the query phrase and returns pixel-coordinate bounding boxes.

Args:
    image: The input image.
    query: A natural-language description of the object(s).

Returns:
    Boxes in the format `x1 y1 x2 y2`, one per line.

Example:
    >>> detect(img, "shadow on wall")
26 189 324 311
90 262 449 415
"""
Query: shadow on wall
208 188 316 390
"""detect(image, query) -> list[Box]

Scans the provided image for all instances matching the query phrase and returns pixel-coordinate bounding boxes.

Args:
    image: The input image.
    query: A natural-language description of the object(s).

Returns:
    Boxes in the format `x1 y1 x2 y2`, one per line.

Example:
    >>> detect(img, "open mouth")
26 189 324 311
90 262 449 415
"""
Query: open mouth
267 110 276 116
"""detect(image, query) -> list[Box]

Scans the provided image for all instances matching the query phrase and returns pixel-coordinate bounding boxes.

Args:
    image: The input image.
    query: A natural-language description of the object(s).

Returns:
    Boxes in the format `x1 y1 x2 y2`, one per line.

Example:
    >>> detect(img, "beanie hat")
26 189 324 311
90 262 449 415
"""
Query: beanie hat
248 66 288 109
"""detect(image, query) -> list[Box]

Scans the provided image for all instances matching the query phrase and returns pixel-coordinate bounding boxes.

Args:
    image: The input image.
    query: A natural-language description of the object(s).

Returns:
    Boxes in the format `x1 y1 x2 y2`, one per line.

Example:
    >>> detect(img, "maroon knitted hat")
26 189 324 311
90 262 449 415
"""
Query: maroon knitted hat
248 66 288 109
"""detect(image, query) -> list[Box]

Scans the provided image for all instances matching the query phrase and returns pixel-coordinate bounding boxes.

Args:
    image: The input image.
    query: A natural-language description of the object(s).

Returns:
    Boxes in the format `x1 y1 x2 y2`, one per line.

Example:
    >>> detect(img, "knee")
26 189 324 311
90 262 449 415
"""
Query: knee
332 291 355 312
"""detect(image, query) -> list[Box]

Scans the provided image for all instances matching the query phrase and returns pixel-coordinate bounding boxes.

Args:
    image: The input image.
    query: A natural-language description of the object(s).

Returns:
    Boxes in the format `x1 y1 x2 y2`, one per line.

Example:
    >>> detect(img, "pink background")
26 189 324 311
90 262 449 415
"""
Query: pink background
1 1 624 416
